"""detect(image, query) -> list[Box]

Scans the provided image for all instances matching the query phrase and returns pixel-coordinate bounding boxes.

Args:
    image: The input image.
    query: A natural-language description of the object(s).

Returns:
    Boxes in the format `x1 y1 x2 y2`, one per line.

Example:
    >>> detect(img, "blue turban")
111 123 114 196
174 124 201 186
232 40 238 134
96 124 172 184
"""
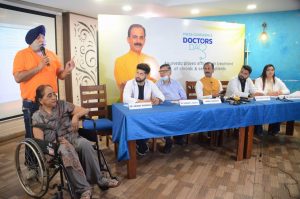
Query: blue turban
25 25 46 45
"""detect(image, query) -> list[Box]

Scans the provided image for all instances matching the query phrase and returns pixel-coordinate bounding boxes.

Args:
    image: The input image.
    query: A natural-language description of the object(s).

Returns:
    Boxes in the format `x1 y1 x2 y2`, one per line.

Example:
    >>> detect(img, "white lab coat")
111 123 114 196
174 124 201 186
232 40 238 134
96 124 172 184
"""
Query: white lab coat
254 77 290 95
123 79 165 104
226 76 257 97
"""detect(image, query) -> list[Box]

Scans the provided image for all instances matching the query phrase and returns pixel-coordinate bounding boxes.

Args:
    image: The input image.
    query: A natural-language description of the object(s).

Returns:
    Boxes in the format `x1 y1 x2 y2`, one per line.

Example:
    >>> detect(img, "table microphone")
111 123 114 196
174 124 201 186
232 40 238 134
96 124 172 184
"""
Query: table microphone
40 46 50 66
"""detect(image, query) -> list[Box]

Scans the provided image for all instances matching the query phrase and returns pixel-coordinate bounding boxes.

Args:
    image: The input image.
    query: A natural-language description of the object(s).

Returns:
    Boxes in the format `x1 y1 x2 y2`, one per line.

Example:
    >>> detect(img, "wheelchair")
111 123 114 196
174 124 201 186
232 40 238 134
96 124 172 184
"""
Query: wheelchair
15 137 75 198
15 110 117 198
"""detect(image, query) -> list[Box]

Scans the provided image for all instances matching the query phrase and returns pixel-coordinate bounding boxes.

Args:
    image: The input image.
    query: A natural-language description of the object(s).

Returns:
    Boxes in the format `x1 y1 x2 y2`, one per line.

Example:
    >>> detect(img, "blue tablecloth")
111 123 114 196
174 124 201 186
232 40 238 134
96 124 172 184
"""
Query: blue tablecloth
112 99 300 161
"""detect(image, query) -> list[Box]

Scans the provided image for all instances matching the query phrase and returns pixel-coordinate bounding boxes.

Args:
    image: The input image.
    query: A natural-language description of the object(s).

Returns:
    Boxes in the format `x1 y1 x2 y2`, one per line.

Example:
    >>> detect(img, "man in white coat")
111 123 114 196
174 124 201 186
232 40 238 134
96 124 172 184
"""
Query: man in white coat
226 65 263 98
123 63 165 155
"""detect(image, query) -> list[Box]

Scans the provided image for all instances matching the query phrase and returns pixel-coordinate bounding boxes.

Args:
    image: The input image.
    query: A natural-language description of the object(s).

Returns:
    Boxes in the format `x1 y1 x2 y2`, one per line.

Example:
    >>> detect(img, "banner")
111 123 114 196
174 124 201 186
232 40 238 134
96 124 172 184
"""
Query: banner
98 15 245 104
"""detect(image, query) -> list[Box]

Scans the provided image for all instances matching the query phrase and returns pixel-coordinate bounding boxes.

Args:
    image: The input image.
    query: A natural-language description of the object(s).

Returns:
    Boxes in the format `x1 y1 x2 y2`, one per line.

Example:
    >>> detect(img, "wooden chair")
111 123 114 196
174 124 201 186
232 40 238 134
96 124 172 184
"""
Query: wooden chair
79 85 112 148
184 81 198 144
220 80 229 95
186 81 197 99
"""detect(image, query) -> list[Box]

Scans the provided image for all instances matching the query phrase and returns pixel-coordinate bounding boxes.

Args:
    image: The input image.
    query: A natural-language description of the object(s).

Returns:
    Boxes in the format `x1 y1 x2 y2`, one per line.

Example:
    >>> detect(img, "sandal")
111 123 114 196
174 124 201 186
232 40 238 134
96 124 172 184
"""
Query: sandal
99 178 120 190
80 190 91 199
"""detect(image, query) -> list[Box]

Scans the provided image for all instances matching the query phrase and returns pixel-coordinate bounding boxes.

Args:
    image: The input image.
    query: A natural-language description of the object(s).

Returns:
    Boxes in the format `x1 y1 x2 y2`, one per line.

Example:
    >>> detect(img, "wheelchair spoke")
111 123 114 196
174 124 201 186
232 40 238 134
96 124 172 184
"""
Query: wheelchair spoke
15 139 49 198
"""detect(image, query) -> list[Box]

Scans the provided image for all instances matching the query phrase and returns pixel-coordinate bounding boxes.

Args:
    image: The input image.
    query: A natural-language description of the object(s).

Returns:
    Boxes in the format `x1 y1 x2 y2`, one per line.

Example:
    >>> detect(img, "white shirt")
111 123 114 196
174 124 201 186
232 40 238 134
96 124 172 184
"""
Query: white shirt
195 79 223 99
123 79 165 104
226 76 257 97
255 77 290 95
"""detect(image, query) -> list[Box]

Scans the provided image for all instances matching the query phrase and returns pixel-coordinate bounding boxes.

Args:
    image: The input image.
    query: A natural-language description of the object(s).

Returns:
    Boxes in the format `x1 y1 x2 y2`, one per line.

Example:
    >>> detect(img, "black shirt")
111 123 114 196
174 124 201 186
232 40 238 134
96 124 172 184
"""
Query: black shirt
138 85 145 100
239 77 246 92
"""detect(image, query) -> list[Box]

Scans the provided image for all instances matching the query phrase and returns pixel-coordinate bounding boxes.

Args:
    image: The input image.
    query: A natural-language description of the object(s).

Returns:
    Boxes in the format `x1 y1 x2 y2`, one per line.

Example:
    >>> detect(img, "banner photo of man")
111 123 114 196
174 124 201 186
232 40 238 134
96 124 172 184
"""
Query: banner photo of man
98 15 245 104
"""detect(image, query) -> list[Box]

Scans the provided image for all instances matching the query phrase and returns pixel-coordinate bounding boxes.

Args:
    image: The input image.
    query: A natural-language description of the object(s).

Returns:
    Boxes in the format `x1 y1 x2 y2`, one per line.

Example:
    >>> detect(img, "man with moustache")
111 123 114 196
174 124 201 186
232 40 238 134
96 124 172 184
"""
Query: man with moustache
114 24 159 97
123 63 165 155
13 25 75 139
226 65 263 97
195 62 223 99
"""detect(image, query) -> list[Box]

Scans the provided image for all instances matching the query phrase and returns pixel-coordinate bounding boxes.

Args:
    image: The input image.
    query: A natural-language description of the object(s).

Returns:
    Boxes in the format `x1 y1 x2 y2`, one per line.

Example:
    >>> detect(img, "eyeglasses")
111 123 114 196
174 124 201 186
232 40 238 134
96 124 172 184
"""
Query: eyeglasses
159 70 170 73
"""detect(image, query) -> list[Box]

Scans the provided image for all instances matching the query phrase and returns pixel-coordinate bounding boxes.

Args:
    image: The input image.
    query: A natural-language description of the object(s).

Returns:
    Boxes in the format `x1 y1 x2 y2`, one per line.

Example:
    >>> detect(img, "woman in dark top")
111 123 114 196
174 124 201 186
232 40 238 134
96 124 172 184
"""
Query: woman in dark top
32 85 119 198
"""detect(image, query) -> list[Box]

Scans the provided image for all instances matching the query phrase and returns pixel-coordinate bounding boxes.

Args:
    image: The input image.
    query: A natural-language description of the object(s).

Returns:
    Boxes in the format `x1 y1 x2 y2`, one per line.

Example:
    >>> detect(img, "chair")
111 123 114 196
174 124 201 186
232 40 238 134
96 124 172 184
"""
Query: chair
183 81 197 144
79 85 119 173
186 81 197 99
79 84 113 148
220 80 229 95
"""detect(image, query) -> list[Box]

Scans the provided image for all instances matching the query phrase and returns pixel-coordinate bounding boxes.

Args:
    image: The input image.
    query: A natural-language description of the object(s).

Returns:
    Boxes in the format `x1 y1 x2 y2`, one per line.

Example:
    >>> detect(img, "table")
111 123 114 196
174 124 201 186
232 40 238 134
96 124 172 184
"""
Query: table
112 99 300 179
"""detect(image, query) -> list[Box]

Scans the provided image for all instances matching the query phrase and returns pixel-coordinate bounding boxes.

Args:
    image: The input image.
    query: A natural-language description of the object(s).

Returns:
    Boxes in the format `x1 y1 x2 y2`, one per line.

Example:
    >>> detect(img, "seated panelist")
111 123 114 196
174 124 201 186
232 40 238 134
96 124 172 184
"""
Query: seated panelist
123 63 165 155
195 62 223 99
32 85 119 199
255 64 290 96
156 63 187 153
226 65 263 98
254 64 290 136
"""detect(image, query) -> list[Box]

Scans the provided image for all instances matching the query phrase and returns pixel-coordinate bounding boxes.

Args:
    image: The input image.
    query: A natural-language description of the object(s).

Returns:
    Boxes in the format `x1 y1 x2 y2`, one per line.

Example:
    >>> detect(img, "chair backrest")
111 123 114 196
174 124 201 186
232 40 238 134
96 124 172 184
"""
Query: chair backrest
185 81 197 99
220 81 229 94
80 85 108 118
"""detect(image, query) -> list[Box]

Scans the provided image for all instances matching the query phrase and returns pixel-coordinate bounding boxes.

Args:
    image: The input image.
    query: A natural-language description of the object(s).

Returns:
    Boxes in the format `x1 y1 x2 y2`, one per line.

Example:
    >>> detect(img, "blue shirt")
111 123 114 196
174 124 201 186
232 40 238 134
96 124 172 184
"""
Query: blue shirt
156 78 187 100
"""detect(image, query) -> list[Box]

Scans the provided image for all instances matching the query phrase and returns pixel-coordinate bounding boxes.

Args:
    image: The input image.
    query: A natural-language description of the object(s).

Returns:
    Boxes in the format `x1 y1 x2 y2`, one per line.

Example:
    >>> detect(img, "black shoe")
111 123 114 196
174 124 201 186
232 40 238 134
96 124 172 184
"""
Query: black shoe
255 130 264 137
136 143 149 156
174 138 185 146
270 131 280 136
162 142 172 154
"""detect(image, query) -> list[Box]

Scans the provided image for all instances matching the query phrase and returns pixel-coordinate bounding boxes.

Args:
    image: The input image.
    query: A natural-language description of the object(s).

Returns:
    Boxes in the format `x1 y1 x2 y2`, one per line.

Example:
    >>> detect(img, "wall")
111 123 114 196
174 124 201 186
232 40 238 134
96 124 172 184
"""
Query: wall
196 10 300 92
0 4 64 141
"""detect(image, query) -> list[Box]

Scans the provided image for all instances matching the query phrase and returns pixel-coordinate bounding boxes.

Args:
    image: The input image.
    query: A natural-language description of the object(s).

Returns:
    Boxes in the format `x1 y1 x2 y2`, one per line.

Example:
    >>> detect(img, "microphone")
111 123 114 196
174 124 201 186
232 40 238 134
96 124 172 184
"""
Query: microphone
40 46 50 66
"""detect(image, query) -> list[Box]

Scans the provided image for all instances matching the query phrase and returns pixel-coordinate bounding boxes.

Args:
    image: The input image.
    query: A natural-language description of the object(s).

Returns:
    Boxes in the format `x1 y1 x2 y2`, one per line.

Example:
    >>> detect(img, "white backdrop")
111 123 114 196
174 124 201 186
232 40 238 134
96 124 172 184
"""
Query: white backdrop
0 6 56 120
98 15 245 104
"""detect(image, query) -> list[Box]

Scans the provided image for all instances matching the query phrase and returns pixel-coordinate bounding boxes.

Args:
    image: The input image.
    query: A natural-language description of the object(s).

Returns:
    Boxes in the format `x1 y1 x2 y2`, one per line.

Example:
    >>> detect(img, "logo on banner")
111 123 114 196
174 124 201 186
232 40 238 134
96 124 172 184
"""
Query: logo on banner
182 32 213 60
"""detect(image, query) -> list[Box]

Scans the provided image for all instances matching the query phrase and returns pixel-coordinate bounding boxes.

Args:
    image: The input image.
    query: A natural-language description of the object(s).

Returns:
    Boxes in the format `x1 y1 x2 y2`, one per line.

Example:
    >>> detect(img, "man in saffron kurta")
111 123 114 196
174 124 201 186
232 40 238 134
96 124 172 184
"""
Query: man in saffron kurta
114 24 158 97
195 62 223 99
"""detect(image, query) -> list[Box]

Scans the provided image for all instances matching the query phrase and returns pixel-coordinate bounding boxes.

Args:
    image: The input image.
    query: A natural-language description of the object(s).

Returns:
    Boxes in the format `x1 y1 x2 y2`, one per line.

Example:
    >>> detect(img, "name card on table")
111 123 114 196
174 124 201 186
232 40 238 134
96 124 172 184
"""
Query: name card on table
285 95 300 100
179 99 200 106
202 98 222 104
128 102 152 110
255 96 271 101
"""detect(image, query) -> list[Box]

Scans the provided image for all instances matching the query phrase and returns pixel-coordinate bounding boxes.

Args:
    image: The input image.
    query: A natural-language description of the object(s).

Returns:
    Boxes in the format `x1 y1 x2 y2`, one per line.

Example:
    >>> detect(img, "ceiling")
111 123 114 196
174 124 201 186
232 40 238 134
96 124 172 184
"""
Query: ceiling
4 0 300 18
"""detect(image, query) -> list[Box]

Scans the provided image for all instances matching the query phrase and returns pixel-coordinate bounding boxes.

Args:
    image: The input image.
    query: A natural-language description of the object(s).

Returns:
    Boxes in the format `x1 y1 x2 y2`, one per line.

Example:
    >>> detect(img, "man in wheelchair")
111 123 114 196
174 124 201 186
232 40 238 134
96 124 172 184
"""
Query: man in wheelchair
31 84 120 198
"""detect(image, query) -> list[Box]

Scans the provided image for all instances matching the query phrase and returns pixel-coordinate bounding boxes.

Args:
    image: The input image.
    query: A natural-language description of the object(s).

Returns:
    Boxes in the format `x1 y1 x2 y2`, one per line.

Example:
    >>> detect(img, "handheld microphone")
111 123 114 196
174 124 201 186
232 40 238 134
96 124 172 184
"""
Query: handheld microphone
40 46 50 66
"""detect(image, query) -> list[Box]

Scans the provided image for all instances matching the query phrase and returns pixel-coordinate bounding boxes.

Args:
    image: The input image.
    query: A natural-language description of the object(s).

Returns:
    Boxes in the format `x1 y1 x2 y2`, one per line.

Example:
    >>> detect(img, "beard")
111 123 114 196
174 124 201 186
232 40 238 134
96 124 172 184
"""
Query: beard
136 77 145 83
238 75 246 83
31 42 44 52
205 72 212 77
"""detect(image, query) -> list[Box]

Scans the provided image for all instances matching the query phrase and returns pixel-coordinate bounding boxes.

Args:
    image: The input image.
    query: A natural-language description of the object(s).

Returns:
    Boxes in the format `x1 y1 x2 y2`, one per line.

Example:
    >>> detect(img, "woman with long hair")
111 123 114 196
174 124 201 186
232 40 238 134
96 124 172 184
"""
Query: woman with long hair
255 64 290 96
255 64 290 135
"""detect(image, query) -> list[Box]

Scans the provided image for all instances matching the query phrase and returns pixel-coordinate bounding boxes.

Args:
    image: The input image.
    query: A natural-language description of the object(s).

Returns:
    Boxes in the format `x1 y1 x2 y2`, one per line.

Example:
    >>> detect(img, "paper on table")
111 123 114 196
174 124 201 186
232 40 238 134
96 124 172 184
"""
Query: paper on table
289 91 300 96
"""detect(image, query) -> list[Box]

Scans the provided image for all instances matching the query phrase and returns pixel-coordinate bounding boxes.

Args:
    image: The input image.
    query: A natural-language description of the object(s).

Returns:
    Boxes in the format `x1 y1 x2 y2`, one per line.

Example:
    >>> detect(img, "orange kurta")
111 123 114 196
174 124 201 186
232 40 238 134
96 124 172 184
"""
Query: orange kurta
13 47 62 101
200 77 220 96
114 50 159 89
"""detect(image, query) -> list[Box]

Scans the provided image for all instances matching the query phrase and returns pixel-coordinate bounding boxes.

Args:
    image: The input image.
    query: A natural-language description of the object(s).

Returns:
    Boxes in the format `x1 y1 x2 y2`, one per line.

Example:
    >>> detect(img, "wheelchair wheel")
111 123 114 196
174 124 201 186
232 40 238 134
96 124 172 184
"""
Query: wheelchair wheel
15 138 49 198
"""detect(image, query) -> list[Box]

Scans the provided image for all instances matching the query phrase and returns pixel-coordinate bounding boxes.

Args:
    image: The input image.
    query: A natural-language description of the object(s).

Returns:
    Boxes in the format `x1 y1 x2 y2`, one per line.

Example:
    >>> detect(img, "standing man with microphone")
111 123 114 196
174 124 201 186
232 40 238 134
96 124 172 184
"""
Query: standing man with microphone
13 25 75 139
